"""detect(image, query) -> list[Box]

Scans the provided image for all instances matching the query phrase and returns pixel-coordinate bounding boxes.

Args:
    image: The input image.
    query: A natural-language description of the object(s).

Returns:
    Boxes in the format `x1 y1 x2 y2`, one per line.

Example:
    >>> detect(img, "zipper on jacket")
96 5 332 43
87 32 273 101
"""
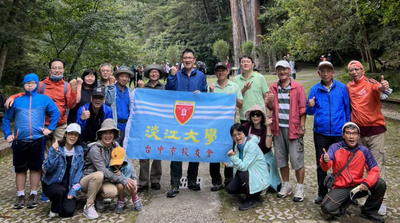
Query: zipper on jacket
328 91 331 135
29 91 32 139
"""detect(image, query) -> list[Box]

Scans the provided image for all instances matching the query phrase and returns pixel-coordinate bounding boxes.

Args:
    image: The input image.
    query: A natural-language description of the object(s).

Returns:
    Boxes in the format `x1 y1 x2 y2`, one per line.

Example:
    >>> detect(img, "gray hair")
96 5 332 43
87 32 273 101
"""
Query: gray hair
99 63 112 71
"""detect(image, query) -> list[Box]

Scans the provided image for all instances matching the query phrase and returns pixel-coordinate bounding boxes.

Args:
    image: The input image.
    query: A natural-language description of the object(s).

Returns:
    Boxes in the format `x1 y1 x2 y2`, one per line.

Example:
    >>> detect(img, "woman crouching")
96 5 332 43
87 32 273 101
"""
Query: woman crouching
225 123 270 211
42 123 84 218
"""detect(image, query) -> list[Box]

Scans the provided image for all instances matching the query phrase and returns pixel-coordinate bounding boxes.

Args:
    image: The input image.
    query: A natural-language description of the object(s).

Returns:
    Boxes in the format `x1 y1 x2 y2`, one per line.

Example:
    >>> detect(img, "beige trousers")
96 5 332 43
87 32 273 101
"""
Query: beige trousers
359 132 386 180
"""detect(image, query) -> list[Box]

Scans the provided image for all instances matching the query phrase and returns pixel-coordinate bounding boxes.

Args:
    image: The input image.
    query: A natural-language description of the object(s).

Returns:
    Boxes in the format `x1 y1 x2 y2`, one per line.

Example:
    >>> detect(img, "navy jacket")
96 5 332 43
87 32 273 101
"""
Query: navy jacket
166 68 207 92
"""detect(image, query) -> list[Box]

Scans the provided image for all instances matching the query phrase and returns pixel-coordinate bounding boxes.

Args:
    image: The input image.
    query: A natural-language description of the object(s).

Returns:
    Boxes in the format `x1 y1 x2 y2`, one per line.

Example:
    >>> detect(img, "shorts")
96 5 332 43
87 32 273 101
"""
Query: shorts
273 127 304 170
13 137 44 173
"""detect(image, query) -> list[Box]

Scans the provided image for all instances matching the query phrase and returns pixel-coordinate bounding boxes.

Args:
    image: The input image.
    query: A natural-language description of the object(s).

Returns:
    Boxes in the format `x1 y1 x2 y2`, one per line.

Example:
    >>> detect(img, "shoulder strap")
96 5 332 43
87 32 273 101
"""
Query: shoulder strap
39 82 46 94
335 151 357 177
64 81 68 96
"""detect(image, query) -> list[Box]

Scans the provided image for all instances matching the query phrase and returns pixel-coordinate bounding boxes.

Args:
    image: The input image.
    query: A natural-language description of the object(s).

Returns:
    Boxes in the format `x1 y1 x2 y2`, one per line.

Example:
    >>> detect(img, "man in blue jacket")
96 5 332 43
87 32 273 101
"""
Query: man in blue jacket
2 73 60 209
306 61 351 204
165 48 207 198
77 87 112 146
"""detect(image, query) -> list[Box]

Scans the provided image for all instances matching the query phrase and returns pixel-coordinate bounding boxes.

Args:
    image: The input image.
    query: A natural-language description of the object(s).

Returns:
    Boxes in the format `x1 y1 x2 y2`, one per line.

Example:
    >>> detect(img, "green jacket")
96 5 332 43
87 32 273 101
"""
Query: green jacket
230 137 270 194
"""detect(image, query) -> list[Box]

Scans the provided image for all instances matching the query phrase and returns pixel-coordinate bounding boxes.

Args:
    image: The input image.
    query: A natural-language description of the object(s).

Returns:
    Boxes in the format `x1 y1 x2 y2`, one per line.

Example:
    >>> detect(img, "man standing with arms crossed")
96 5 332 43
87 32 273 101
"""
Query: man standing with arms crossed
165 48 207 197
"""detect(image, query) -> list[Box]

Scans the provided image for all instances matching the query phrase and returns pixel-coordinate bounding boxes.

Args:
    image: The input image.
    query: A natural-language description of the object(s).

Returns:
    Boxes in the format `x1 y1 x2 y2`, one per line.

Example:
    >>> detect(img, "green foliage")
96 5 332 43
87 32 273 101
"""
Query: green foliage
212 39 230 62
241 41 254 56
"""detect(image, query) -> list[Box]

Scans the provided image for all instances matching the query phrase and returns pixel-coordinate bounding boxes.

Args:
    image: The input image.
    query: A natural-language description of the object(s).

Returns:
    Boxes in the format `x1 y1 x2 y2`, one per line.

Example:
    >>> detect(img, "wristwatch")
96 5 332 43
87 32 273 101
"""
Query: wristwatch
300 126 305 131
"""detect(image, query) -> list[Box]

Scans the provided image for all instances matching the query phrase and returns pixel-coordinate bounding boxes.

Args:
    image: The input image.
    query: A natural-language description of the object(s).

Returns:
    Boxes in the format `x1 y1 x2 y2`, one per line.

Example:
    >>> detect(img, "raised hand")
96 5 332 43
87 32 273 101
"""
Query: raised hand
243 81 252 92
267 92 274 103
170 66 177 76
323 148 329 163
308 96 316 107
52 139 59 152
380 75 389 90
209 84 215 92
109 76 116 85
69 79 77 92
76 77 83 85
80 107 90 120
137 80 144 88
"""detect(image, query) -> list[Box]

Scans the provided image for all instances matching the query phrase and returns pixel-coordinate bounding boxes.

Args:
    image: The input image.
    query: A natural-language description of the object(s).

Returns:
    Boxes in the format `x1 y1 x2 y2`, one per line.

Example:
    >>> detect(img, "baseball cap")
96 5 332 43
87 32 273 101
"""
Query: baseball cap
347 60 364 70
318 61 334 70
92 87 105 97
110 147 126 166
214 62 228 71
275 60 290 69
66 123 81 134
342 122 360 133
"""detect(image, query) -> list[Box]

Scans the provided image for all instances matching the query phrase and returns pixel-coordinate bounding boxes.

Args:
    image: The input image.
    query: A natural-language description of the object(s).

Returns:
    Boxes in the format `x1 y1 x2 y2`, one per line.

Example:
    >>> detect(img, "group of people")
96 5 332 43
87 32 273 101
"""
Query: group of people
1 47 391 223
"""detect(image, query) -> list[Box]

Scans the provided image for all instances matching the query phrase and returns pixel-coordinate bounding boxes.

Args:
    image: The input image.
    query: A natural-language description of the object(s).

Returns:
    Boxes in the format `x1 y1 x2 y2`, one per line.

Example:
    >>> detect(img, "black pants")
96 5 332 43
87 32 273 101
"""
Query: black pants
42 182 76 217
209 163 233 186
314 132 342 197
170 161 199 187
226 170 261 200
321 178 386 216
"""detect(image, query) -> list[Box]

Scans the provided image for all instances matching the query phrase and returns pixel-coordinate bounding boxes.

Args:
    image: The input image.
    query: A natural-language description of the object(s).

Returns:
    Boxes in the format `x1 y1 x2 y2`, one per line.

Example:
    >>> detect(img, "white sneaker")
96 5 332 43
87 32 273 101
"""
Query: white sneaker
277 183 293 198
48 211 59 218
83 204 99 219
293 186 305 202
378 204 387 216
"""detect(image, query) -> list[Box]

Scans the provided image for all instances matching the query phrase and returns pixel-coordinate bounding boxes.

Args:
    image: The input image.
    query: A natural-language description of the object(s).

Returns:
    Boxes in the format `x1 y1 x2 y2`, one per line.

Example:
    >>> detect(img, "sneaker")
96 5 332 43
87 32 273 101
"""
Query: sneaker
83 204 99 220
293 186 305 202
114 200 125 214
187 181 201 191
210 184 224 191
133 197 143 211
41 193 50 203
378 204 387 216
48 211 59 218
14 195 25 209
26 194 38 209
103 198 112 205
360 209 385 223
151 183 161 190
238 199 260 211
166 186 180 198
314 195 324 204
95 196 105 212
277 183 293 198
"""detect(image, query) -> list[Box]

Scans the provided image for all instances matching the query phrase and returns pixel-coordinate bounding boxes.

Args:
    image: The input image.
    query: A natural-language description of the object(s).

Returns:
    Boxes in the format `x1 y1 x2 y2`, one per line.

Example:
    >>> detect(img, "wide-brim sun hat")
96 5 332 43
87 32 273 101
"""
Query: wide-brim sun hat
144 64 165 79
96 118 120 140
244 104 266 121
114 66 134 78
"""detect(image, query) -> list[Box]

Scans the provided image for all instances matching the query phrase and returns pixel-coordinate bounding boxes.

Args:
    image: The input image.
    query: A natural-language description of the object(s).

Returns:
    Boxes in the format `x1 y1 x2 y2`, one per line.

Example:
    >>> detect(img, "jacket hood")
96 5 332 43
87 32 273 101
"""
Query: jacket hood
23 73 39 93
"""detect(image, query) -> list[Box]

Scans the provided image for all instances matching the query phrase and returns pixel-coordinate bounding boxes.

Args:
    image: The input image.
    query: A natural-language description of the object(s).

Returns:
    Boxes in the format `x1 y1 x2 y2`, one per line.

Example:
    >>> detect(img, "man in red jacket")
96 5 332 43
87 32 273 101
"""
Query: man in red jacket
320 122 386 223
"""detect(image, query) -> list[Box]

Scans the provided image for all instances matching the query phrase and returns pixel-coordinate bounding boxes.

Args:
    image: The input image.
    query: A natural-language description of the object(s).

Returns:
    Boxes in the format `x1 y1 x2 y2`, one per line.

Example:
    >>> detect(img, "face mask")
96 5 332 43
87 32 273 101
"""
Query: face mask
50 74 63 82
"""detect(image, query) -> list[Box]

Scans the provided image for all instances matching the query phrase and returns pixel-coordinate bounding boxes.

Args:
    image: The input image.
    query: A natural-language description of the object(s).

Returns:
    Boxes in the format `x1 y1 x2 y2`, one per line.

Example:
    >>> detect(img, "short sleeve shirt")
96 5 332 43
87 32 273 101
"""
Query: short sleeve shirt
211 80 243 101
234 72 269 120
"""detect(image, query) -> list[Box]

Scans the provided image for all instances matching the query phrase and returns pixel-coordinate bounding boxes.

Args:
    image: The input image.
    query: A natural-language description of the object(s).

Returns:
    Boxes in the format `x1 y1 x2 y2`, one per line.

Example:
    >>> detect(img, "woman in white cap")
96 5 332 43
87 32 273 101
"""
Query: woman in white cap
80 118 138 219
41 123 84 218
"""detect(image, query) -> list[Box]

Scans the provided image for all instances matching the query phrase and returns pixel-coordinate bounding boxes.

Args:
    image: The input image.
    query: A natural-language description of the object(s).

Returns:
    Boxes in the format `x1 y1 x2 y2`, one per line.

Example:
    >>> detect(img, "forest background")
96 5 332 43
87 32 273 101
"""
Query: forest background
0 0 399 95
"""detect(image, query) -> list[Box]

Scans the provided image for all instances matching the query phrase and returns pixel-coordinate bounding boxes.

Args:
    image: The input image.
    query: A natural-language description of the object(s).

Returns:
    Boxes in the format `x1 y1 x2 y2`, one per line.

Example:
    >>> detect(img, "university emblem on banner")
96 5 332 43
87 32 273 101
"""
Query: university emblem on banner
174 101 195 125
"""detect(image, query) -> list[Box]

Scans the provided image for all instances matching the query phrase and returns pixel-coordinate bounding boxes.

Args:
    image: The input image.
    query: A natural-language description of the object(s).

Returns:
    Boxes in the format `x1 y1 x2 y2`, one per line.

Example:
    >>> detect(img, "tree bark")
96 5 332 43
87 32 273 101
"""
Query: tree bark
0 44 7 81
201 0 211 24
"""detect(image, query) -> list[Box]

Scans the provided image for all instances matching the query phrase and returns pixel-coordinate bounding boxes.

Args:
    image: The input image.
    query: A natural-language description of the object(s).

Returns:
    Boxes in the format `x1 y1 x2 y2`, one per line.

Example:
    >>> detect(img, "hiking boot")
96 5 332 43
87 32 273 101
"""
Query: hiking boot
188 181 201 191
210 184 224 191
95 196 105 212
314 195 324 204
151 183 161 190
26 194 38 209
133 197 143 211
277 183 293 198
238 199 260 211
114 200 125 214
293 186 305 202
83 204 99 220
48 210 59 218
166 186 180 198
41 193 50 203
138 185 148 192
14 195 25 209
360 209 385 223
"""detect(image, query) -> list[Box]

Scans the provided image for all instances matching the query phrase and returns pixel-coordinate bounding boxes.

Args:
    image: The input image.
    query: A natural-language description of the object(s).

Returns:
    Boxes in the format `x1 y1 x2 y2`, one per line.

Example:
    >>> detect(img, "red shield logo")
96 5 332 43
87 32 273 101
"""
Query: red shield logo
174 101 195 125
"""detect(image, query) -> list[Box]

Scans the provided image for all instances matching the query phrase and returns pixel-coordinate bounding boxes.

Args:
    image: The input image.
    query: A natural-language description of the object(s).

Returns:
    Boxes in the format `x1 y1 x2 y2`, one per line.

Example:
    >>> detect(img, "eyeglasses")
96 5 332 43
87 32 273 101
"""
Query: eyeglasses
24 81 36 85
100 69 111 72
344 131 359 136
51 66 63 70
348 68 361 73
251 113 262 117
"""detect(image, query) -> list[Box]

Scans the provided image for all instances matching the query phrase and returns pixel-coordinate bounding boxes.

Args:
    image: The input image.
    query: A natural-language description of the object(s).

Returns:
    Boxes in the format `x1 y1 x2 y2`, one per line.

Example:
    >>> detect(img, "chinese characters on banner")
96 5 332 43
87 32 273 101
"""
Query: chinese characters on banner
124 89 236 163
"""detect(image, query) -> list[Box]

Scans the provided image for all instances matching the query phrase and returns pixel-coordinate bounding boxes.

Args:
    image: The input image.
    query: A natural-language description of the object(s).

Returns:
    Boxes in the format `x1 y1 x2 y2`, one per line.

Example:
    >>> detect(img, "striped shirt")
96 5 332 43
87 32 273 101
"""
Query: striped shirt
278 82 291 128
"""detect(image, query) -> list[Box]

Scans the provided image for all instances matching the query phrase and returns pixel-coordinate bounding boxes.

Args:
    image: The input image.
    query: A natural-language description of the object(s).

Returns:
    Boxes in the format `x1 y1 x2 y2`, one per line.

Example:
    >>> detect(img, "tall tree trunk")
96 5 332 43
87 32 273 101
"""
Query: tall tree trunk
70 34 89 74
0 44 7 82
201 0 211 24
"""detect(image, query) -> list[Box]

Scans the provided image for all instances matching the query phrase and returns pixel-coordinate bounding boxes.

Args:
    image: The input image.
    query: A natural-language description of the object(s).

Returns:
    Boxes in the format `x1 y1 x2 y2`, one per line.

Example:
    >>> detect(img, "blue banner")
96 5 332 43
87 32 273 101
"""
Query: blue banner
124 89 236 163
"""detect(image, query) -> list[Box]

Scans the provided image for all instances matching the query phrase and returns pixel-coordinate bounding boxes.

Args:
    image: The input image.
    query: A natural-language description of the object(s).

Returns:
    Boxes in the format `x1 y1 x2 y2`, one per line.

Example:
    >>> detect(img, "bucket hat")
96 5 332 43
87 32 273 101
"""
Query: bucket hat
144 64 165 79
96 118 120 140
114 66 134 78
244 104 266 121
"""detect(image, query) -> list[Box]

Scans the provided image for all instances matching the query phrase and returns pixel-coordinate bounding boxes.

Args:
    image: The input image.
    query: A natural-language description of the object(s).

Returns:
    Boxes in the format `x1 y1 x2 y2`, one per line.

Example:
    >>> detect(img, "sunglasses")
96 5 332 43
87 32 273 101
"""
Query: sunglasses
251 113 262 117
